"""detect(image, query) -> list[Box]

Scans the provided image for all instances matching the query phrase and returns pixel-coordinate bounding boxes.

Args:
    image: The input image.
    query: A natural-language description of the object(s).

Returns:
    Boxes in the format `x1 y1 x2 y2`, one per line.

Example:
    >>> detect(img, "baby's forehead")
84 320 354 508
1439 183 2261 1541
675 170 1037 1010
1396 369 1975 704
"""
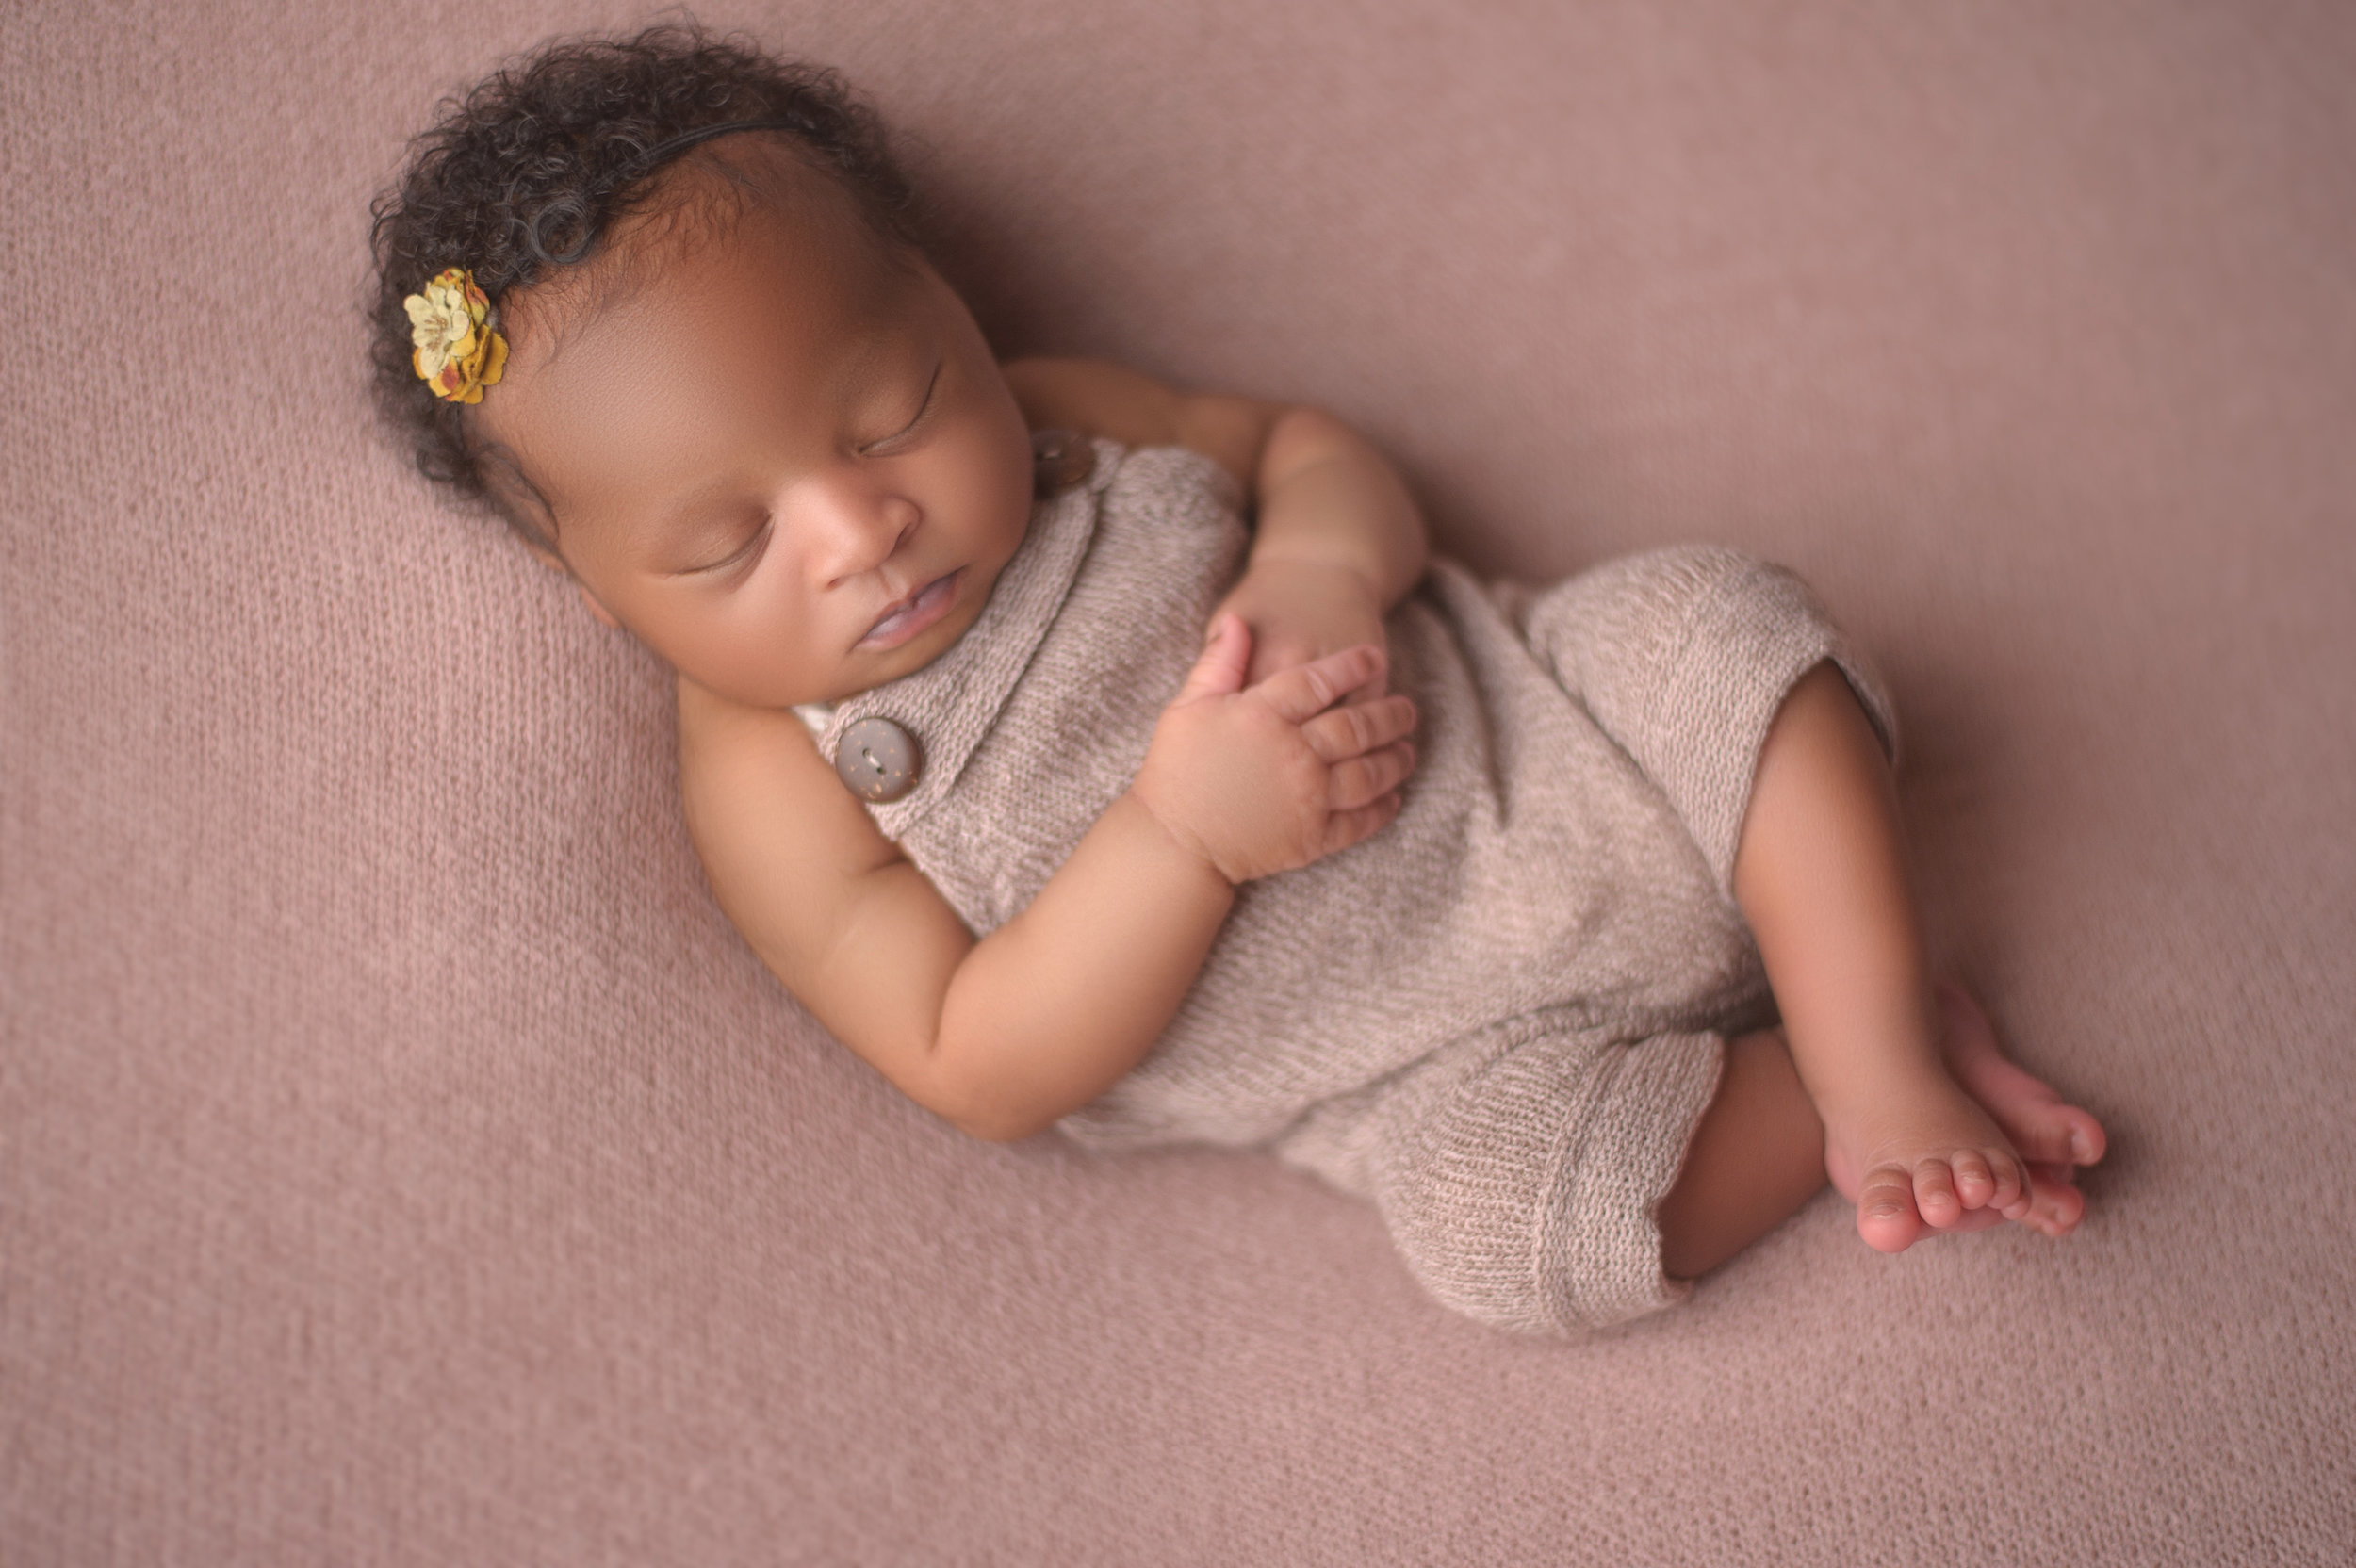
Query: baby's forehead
471 163 938 546
502 138 908 360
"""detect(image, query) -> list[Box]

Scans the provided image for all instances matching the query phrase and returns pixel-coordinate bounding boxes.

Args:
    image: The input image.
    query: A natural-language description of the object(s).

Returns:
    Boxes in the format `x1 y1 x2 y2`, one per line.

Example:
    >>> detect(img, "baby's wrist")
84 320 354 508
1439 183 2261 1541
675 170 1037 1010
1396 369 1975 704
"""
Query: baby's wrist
1115 787 1243 895
1238 548 1383 607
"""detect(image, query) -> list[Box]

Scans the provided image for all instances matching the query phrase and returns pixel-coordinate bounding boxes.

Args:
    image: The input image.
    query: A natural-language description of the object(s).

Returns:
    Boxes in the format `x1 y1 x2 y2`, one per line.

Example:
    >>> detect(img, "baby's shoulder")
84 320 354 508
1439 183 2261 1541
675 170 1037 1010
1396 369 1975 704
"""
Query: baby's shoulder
670 680 986 1129
1002 355 1272 494
674 680 906 916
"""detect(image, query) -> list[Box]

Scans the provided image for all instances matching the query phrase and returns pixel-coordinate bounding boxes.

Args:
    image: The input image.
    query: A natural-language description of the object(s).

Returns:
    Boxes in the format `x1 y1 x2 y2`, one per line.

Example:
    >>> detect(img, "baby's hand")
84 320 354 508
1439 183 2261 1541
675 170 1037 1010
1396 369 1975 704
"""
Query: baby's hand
1132 612 1418 885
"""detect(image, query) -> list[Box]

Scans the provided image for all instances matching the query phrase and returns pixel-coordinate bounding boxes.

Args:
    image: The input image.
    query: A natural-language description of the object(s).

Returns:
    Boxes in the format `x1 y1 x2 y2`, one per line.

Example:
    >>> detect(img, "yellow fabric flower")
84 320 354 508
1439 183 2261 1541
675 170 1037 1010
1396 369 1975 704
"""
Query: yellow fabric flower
403 267 508 405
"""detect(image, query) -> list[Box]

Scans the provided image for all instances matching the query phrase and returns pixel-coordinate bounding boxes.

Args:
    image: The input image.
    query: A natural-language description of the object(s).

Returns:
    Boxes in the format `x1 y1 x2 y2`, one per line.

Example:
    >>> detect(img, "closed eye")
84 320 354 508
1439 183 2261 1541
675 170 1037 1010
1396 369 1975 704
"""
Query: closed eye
682 516 772 577
859 361 942 455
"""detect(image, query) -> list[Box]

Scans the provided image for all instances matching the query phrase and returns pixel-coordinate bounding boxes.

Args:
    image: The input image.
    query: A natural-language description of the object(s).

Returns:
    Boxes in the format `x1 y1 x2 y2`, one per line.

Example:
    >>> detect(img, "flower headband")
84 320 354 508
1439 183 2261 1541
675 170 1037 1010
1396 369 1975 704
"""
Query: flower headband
403 268 508 404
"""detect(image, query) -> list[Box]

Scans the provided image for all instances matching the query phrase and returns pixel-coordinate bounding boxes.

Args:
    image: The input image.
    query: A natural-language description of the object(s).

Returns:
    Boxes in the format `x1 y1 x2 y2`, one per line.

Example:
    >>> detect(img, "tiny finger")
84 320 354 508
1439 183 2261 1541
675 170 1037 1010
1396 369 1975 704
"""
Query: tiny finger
1172 612 1252 704
1258 644 1386 724
1329 743 1415 810
1319 791 1401 855
1302 694 1418 761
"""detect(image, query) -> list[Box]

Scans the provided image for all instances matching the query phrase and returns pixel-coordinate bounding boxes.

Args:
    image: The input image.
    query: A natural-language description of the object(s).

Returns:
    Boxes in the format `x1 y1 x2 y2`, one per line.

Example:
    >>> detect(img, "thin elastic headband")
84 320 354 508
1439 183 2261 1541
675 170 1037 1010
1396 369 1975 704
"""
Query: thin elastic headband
524 117 824 265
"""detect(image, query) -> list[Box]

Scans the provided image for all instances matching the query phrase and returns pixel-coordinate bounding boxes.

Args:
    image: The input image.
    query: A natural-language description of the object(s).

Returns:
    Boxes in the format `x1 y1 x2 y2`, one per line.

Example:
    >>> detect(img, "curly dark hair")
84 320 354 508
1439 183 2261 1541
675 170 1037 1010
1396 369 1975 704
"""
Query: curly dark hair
367 20 923 538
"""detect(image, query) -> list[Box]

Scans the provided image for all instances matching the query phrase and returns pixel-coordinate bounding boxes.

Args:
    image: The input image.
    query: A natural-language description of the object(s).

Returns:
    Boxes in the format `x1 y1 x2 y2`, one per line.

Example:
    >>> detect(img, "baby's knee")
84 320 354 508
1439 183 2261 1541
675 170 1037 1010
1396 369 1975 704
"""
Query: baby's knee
1524 544 1818 717
1359 1022 1726 1336
1540 543 1786 638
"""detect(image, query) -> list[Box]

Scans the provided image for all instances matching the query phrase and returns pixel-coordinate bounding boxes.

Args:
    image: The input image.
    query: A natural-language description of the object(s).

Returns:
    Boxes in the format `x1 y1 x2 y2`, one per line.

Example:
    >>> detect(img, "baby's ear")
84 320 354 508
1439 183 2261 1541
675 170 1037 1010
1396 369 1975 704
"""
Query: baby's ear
521 541 622 630
556 577 617 626
573 581 621 630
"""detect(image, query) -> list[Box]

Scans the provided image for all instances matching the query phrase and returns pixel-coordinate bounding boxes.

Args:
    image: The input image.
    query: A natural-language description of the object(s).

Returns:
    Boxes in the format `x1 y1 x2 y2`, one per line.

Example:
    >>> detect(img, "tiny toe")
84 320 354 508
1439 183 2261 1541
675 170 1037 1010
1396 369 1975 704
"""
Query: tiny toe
1988 1106 2080 1168
1988 1152 2031 1218
2022 1161 2086 1236
1951 1151 1996 1209
1914 1159 1963 1226
1857 1168 1922 1253
2065 1111 2107 1167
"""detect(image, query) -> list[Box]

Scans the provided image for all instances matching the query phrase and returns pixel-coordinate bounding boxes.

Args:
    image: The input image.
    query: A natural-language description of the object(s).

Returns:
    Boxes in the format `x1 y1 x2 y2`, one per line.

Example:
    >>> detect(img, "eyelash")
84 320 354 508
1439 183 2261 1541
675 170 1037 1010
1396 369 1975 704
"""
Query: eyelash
859 361 941 455
697 516 771 577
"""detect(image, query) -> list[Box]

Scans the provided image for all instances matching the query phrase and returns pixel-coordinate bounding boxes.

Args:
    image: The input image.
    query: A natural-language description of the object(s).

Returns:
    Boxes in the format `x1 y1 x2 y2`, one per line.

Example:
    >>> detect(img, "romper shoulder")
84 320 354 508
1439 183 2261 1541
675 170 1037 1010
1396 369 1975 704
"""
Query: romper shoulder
674 680 908 990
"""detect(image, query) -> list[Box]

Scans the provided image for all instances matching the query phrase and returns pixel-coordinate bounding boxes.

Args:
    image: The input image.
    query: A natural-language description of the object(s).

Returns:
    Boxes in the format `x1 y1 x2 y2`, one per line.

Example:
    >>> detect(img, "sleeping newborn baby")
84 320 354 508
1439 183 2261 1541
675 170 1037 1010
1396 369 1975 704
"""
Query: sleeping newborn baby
369 24 2104 1335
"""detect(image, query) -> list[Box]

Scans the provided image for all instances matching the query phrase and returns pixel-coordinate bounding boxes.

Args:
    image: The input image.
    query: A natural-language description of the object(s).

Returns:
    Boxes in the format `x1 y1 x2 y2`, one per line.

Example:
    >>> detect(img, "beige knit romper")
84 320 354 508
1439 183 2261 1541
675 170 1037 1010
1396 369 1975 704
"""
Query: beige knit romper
810 440 1895 1336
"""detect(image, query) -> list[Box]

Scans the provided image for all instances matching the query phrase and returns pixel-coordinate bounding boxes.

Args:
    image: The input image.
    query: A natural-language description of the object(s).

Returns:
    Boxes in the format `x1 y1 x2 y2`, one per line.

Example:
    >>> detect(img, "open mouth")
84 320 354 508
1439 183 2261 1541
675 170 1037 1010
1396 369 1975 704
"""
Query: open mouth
856 571 960 651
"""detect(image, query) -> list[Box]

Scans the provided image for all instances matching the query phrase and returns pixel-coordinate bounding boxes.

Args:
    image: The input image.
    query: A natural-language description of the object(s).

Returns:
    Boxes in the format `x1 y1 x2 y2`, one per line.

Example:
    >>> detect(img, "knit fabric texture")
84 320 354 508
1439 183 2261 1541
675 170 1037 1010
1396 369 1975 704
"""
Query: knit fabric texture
814 441 1894 1333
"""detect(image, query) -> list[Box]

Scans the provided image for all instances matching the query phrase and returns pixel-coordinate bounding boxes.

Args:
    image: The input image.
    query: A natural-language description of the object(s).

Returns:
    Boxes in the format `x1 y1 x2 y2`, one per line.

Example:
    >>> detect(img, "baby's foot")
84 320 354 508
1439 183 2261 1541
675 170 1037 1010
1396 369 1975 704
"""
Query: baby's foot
1931 982 2105 1239
1823 1065 2030 1254
1820 983 2105 1252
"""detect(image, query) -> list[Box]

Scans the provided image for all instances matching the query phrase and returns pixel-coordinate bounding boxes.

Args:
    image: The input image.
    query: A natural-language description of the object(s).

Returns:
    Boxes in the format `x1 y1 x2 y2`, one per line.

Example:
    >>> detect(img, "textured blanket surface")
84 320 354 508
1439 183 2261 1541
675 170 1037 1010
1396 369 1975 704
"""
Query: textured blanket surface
5 1 2352 1562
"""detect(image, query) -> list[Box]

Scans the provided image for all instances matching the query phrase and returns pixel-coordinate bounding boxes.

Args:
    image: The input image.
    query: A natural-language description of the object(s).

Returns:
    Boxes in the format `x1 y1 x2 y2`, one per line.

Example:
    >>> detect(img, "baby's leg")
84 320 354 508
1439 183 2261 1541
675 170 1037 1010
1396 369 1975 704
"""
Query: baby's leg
1731 662 2106 1252
1654 1026 1827 1280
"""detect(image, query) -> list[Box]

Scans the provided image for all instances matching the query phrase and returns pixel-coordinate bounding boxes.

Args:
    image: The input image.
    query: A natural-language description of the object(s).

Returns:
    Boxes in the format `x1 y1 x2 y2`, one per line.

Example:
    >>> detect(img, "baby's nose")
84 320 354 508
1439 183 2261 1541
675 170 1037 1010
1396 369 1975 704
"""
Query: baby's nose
794 475 920 587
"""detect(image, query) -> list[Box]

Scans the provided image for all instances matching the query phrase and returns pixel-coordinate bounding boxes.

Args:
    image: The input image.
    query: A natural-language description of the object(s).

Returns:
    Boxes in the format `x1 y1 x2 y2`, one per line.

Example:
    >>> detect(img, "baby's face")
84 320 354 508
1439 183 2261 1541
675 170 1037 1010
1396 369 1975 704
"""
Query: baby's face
474 168 1035 709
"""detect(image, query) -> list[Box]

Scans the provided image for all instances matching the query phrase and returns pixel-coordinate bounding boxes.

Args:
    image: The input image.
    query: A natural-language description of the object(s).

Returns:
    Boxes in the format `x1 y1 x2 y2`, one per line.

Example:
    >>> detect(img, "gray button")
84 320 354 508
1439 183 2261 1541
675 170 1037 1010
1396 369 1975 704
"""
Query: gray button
835 716 923 803
1031 427 1095 498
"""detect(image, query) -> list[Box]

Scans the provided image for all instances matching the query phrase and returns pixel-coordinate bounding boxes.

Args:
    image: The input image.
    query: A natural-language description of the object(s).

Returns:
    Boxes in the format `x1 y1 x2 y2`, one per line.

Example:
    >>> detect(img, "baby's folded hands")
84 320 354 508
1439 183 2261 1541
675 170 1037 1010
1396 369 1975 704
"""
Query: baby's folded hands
1131 612 1418 885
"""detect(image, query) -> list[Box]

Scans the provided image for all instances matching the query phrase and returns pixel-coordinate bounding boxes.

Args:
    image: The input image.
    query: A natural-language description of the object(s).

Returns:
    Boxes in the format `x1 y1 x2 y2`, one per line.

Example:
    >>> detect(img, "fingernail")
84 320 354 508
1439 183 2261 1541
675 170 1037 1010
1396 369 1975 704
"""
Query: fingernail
2070 1132 2094 1163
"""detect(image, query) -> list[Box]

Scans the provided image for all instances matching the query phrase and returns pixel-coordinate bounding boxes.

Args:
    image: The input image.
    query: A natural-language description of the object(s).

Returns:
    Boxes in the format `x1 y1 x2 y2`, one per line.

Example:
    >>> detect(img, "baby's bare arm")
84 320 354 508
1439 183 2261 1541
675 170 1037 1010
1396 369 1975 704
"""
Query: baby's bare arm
678 679 1219 1142
1242 406 1428 616
677 629 1413 1143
